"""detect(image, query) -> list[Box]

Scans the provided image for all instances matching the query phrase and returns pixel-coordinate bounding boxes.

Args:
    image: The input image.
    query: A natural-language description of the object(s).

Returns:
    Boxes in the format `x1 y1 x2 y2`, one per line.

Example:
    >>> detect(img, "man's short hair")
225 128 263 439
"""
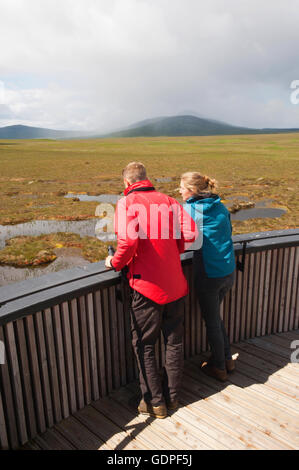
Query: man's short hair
122 162 147 183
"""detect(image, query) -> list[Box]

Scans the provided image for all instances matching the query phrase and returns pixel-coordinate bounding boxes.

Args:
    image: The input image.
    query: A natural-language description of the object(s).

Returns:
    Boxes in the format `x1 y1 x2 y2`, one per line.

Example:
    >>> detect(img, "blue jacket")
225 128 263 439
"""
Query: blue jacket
184 193 235 278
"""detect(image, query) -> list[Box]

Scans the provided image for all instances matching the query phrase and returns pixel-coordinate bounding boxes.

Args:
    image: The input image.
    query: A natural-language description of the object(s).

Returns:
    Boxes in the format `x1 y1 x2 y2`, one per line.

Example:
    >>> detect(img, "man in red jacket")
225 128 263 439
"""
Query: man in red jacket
105 162 197 418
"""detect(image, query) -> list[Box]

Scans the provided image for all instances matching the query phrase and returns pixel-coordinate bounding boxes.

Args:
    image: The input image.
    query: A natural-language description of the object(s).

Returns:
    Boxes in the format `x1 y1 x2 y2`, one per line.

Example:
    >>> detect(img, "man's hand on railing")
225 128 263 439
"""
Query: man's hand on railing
105 256 114 269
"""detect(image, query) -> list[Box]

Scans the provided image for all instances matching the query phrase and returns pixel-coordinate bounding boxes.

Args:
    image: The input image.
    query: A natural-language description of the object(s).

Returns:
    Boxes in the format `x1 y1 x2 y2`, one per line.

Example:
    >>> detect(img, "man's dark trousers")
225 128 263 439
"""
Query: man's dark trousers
130 290 185 407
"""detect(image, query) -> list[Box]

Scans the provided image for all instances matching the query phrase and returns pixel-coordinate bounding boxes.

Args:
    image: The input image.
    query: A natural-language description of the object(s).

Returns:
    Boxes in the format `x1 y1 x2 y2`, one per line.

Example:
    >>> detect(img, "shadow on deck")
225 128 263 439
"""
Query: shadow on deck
22 331 299 451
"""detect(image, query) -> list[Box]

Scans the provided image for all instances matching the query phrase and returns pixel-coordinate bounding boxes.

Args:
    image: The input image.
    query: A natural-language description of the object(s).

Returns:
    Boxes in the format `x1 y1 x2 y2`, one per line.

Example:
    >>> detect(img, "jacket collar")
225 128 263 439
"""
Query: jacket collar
186 192 219 203
124 179 155 196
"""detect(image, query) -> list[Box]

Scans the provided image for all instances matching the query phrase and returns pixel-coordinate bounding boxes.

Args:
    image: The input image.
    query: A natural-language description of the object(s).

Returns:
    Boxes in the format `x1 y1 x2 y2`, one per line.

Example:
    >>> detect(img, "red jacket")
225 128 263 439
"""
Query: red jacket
111 179 198 304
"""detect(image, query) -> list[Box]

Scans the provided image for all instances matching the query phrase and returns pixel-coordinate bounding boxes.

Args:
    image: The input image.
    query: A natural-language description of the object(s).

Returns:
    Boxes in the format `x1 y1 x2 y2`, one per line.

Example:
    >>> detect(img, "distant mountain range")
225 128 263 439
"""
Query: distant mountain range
0 124 92 140
1 116 299 139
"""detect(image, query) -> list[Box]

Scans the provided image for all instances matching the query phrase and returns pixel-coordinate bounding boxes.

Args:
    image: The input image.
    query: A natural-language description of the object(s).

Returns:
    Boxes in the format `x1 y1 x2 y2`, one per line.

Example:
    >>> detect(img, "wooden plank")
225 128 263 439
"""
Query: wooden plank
24 316 47 434
86 293 100 401
226 357 298 402
272 248 284 334
78 296 92 404
190 264 196 357
183 365 298 449
295 268 299 331
15 318 37 439
34 428 76 450
228 269 236 344
115 284 128 387
185 359 296 449
195 350 299 416
22 440 42 450
250 252 261 338
60 301 77 413
290 248 299 330
267 249 278 335
195 285 202 354
54 414 108 450
75 403 146 450
278 330 299 342
183 266 191 360
284 247 296 332
93 393 199 450
101 289 113 393
234 255 243 343
68 299 84 408
92 397 154 450
180 374 289 450
256 251 266 337
52 305 71 418
261 333 295 350
0 384 9 450
108 286 121 390
245 253 254 339
246 336 292 359
43 308 63 422
93 290 107 397
278 248 290 333
116 383 213 450
34 311 54 428
231 344 298 386
240 253 249 341
4 322 28 445
190 352 299 424
232 340 296 371
261 250 272 336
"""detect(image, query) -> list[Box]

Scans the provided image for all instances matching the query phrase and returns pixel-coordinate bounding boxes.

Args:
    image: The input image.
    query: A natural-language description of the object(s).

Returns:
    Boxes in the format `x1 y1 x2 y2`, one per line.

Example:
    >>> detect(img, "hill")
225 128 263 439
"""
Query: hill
103 115 299 138
0 124 90 140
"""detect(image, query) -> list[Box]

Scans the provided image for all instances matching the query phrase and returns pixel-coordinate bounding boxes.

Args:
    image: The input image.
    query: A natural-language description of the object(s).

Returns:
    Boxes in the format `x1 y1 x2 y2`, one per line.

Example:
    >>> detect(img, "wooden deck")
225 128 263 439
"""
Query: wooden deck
22 331 299 451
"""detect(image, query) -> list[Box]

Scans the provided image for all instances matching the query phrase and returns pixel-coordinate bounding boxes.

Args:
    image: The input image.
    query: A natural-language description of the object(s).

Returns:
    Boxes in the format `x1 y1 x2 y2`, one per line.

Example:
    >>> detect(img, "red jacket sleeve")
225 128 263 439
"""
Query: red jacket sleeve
111 197 139 271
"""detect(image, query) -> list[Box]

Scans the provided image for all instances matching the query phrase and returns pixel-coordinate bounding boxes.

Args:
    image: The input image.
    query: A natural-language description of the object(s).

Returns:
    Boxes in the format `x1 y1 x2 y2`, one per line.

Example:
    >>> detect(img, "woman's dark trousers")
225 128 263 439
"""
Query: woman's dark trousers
195 271 235 370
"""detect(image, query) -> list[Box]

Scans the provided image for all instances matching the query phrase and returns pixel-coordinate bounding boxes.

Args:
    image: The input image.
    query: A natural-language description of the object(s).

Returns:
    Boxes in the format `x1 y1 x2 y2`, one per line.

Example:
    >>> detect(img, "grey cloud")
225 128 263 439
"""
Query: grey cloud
0 0 299 131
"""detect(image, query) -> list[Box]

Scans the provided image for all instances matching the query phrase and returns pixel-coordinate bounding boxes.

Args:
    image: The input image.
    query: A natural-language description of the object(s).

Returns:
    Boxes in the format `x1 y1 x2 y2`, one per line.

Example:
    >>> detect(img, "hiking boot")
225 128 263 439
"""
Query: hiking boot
166 399 179 411
226 358 236 373
138 399 167 419
200 361 228 382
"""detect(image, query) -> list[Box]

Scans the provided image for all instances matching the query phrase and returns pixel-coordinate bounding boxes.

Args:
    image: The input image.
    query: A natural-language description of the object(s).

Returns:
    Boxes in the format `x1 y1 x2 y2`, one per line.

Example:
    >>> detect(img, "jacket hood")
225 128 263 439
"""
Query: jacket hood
124 179 155 196
186 193 221 210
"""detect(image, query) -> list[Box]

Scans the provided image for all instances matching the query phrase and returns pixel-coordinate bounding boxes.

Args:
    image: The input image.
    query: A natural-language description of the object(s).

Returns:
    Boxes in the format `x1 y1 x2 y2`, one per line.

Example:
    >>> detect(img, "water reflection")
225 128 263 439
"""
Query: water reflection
65 193 122 204
0 250 90 287
230 207 286 221
155 177 173 183
224 197 287 221
0 218 100 249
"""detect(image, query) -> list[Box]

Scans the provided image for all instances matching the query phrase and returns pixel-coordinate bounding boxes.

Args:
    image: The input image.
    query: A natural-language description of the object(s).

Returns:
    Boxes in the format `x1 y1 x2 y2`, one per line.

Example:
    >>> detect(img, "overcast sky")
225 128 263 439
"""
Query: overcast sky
1 0 299 132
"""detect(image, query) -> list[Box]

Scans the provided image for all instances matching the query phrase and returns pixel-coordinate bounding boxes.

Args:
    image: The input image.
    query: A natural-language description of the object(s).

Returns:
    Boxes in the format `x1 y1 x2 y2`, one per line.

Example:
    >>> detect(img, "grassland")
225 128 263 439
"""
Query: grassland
0 134 298 266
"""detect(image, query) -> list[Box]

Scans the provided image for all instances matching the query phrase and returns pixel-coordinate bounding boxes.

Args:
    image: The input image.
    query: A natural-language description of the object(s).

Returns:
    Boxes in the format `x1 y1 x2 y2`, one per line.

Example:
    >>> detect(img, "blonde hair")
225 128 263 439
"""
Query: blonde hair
122 161 147 183
181 171 218 194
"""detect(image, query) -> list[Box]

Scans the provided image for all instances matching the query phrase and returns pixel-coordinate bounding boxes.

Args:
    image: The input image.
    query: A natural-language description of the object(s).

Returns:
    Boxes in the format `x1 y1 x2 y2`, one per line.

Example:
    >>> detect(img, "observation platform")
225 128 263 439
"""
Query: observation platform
23 331 299 450
0 229 298 450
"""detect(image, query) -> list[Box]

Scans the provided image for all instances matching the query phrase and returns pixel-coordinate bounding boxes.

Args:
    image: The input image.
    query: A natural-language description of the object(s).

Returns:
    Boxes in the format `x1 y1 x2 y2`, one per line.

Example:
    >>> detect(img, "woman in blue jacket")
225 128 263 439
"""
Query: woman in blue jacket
180 172 236 382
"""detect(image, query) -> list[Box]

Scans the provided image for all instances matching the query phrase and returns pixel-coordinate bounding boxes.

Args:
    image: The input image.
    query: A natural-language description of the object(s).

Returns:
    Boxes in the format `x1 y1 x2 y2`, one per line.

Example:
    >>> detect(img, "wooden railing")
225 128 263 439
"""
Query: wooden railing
0 229 298 450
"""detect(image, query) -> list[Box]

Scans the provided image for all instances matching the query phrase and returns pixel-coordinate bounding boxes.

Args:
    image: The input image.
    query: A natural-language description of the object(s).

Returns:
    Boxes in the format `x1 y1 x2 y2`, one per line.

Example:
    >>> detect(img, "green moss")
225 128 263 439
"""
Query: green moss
0 232 116 267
